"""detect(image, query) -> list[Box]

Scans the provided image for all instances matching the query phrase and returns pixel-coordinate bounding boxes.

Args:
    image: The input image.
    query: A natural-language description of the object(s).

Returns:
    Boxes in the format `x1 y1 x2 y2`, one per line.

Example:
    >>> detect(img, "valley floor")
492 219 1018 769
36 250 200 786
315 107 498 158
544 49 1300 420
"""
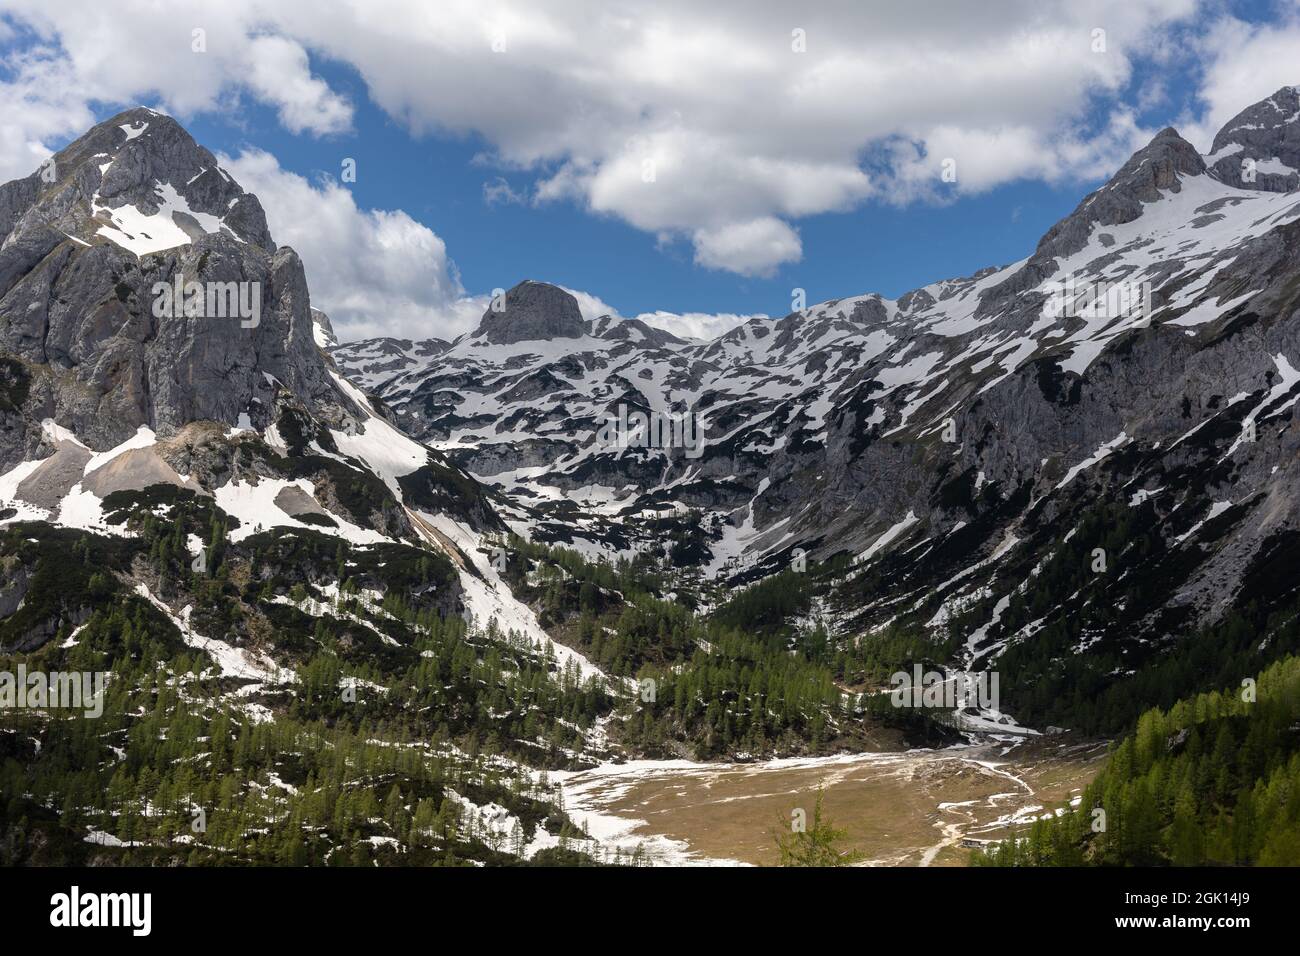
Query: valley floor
554 737 1108 866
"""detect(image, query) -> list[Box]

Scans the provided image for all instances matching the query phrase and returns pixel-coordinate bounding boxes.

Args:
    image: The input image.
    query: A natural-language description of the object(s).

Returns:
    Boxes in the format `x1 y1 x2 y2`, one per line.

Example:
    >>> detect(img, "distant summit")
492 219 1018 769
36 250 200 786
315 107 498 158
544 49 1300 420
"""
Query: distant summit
472 280 586 345
1207 85 1300 192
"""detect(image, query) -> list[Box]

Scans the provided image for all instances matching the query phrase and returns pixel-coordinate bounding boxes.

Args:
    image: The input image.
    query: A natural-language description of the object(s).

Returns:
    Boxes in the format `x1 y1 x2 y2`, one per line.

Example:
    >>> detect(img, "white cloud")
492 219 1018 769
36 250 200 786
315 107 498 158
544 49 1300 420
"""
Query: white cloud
692 217 801 277
563 288 618 324
243 35 352 135
0 40 96 181
563 287 760 341
880 109 1155 203
482 176 526 206
1178 12 1300 151
0 0 1208 275
218 152 751 344
1 3 352 138
220 149 463 341
549 289 759 341
632 310 758 342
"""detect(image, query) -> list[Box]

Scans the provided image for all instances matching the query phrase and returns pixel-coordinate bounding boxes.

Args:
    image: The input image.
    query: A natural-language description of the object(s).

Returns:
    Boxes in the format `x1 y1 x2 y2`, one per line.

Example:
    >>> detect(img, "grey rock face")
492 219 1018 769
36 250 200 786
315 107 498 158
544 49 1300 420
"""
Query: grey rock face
0 234 346 457
591 314 687 348
0 108 357 465
989 127 1208 301
0 109 502 539
1207 85 1300 192
311 308 338 347
472 280 585 344
94 108 275 249
0 110 522 668
15 442 93 511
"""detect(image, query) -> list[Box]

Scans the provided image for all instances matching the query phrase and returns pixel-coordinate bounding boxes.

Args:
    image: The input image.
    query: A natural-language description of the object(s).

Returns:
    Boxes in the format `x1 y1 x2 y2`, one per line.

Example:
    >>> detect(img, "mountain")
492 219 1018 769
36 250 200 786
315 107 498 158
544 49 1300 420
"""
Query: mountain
329 334 449 390
335 86 1300 734
0 109 627 866
6 88 1300 868
1205 84 1300 192
475 280 587 345
0 106 514 541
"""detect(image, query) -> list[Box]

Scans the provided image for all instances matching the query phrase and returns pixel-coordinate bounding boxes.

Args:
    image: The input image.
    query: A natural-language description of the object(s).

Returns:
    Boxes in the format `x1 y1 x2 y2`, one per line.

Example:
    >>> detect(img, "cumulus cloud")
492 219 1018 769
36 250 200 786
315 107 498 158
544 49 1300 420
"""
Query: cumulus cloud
0 39 96 181
631 310 758 341
220 150 752 344
1177 11 1300 151
0 0 1212 276
555 289 760 341
243 35 352 135
879 109 1155 203
692 217 801 277
0 3 352 143
220 149 463 341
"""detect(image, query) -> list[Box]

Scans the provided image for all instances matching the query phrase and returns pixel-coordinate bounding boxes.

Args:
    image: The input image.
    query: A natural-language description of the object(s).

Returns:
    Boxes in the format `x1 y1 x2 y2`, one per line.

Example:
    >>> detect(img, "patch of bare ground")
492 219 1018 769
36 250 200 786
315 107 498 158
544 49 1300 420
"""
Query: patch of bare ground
560 736 1108 866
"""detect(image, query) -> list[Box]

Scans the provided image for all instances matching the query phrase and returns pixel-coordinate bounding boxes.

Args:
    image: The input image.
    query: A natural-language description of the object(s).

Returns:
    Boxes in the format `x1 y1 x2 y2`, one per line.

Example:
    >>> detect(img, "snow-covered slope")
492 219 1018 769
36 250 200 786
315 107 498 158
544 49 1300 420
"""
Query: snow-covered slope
333 87 1300 684
0 108 601 695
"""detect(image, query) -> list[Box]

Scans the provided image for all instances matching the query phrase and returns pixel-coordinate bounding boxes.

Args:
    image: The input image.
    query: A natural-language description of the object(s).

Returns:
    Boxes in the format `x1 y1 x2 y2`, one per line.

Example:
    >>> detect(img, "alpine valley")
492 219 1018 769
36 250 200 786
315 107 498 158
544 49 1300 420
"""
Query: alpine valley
5 88 1300 867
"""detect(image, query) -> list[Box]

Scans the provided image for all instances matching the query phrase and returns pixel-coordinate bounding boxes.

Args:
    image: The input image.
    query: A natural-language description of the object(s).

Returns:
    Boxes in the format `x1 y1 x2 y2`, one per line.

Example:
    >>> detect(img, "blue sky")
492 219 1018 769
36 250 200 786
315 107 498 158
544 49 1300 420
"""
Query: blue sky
2 0 1298 339
177 57 1199 317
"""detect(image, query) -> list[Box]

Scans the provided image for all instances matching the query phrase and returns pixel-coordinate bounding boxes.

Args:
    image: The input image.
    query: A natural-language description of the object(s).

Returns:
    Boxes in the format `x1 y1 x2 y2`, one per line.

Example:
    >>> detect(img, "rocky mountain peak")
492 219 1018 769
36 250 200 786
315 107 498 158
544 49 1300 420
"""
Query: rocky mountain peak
1043 126 1205 255
986 126 1207 299
1207 85 1300 192
592 315 686 348
312 308 338 348
0 106 274 263
0 110 347 460
472 280 586 345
